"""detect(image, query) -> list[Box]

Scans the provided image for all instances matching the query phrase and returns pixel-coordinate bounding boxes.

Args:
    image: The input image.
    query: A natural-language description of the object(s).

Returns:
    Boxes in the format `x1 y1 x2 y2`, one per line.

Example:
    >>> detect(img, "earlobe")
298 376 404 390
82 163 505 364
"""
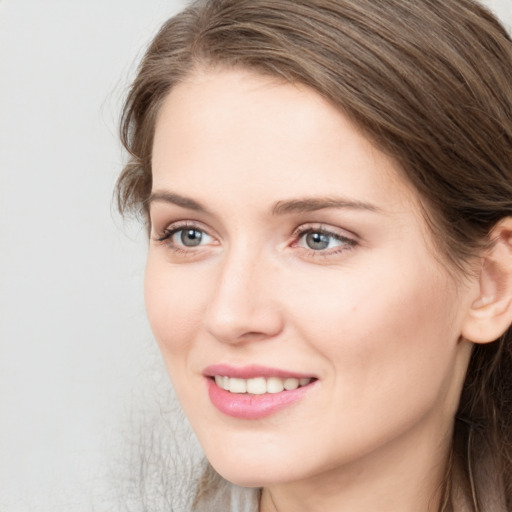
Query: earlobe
461 218 512 344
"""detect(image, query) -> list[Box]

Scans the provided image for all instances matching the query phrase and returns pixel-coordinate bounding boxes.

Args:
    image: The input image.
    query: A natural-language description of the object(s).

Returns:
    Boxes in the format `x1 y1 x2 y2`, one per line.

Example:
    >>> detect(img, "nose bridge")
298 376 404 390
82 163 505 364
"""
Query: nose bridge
204 239 283 343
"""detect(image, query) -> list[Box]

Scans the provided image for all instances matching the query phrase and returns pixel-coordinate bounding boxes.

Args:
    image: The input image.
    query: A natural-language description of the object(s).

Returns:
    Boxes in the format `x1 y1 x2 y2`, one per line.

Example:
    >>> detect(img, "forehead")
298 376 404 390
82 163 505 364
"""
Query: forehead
151 68 417 216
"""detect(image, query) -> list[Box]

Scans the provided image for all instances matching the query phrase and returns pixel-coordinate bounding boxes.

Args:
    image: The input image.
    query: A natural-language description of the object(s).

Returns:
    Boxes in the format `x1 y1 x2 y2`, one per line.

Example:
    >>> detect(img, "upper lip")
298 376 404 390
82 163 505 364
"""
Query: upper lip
203 364 317 380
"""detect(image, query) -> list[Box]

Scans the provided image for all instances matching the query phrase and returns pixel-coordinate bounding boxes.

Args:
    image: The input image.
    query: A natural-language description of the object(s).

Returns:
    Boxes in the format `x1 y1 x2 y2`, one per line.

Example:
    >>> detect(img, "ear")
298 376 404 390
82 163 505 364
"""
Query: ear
461 217 512 344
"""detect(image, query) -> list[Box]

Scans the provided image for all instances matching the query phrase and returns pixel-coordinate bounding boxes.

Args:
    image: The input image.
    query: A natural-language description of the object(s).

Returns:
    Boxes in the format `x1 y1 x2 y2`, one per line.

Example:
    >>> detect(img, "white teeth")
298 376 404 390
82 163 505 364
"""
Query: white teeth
246 377 267 395
229 377 247 393
214 375 313 394
283 378 299 390
266 377 285 394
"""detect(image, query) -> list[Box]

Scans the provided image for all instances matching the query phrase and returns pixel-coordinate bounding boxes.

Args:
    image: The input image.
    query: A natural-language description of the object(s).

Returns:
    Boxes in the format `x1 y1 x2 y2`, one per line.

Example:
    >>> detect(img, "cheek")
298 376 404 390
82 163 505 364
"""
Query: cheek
285 258 462 408
144 256 208 355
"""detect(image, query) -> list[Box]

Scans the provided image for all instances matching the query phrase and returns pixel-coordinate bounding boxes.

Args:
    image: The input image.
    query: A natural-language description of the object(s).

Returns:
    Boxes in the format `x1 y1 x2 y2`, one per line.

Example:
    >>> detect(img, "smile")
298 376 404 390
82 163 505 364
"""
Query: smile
214 375 314 394
204 366 318 419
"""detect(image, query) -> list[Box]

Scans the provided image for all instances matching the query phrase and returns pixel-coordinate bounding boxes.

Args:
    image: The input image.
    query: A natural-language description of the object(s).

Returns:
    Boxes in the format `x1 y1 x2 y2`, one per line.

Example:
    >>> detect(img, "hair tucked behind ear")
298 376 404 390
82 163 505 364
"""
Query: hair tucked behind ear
117 1 512 509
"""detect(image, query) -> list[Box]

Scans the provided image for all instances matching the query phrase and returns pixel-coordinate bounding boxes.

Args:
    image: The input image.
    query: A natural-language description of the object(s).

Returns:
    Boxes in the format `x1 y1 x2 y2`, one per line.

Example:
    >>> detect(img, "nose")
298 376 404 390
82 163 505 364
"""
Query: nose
203 246 284 344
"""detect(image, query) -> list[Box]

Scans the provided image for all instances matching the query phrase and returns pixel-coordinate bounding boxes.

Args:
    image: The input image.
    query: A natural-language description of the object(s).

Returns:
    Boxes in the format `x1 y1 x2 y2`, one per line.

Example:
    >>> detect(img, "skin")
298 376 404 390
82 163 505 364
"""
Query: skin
145 68 480 512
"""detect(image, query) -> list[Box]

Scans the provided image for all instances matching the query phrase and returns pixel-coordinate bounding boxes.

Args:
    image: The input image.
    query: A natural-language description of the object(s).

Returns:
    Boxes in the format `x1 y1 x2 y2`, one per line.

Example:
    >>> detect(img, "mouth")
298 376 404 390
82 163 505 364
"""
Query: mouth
203 365 318 419
212 375 315 394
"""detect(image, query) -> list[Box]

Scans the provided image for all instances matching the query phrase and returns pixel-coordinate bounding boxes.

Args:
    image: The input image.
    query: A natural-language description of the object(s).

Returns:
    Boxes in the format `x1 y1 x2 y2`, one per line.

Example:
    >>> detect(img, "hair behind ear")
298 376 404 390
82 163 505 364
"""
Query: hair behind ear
453 219 512 511
454 334 512 511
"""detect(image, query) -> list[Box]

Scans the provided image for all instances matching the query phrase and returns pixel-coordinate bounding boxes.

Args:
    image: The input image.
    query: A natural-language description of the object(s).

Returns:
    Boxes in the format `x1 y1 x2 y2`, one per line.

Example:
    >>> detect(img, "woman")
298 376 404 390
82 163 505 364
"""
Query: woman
116 0 512 510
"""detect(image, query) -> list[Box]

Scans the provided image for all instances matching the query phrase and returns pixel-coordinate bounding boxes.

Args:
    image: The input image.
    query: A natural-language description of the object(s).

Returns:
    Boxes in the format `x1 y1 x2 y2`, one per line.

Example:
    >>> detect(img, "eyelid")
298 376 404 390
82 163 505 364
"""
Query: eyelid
292 223 358 242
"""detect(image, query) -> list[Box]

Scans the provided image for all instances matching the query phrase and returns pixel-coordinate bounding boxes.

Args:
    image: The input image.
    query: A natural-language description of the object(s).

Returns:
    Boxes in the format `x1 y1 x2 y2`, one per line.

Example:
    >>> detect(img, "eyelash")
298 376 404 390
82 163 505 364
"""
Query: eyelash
155 221 212 254
154 222 357 257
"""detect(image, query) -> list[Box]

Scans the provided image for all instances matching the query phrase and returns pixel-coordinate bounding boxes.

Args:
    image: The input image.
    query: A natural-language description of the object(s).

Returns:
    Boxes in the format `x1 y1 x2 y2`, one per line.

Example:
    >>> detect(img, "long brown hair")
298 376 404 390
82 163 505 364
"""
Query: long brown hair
117 1 512 509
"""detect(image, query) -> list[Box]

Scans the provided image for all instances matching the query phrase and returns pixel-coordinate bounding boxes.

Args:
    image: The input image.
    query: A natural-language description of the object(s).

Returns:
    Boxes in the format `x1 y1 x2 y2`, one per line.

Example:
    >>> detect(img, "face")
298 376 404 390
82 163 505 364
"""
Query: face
146 68 475 488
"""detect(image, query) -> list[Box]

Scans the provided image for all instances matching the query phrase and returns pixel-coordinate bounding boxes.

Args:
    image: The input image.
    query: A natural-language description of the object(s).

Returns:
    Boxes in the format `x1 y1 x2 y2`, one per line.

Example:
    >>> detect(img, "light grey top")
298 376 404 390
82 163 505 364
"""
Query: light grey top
193 480 260 512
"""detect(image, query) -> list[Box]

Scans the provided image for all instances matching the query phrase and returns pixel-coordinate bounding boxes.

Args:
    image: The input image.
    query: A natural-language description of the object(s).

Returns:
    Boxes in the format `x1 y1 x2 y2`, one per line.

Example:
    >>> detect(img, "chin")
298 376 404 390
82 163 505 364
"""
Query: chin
200 439 313 488
210 461 288 488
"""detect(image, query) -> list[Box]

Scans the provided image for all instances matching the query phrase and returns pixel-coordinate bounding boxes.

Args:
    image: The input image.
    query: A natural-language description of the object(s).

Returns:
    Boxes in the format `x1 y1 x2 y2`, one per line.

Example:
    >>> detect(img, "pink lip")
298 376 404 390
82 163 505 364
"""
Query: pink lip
203 364 315 380
203 365 317 420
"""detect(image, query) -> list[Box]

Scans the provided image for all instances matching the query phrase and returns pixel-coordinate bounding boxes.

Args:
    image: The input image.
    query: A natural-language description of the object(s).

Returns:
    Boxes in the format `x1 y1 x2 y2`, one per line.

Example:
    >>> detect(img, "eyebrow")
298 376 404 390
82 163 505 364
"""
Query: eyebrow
147 190 381 216
147 191 210 213
272 197 381 215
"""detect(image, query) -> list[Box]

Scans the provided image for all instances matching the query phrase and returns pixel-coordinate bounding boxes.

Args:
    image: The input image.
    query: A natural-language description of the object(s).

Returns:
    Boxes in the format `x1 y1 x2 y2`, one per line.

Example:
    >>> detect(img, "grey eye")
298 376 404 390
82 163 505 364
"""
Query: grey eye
305 232 331 250
179 229 204 247
297 229 351 252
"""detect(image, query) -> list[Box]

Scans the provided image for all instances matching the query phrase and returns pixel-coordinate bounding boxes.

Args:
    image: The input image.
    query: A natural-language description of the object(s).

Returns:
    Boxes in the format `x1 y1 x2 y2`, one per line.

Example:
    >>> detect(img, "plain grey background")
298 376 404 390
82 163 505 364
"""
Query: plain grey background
0 1 510 510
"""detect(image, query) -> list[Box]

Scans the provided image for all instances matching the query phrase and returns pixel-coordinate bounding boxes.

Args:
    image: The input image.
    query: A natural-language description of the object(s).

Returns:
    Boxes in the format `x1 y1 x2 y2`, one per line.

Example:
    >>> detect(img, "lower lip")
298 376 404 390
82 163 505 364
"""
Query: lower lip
206 378 315 419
